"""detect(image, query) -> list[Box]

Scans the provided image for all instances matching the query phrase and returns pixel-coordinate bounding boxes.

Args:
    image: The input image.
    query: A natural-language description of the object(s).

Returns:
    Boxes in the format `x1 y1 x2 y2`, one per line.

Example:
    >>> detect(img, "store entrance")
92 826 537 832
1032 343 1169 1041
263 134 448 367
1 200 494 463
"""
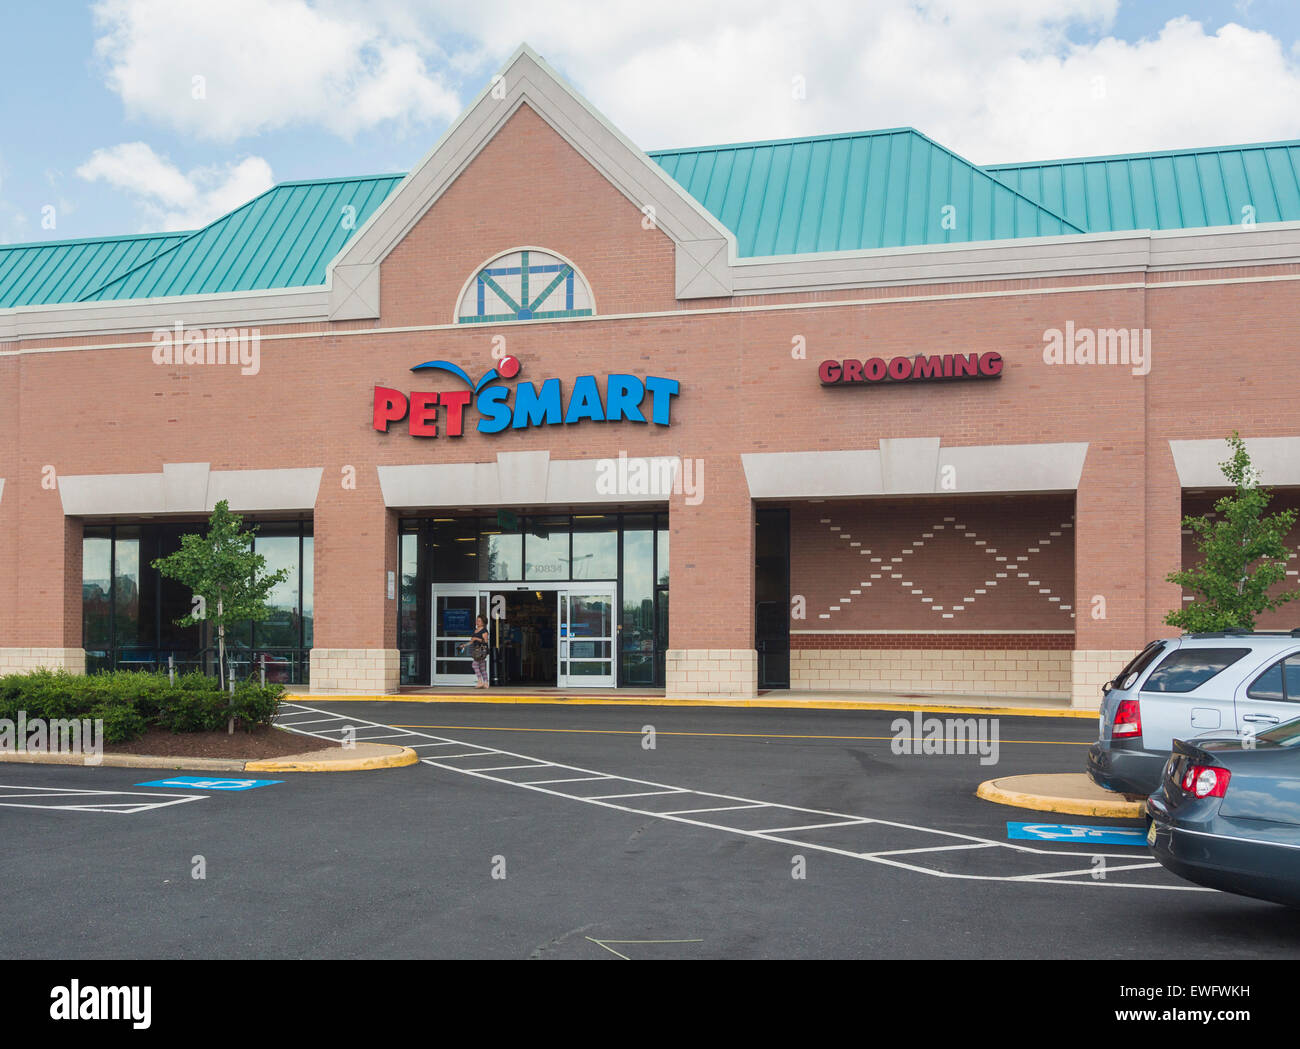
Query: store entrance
489 590 557 686
431 582 618 688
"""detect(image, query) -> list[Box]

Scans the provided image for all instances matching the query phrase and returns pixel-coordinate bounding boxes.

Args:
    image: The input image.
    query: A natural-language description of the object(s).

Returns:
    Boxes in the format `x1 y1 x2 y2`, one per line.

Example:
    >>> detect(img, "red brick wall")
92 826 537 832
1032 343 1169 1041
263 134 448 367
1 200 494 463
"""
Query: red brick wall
790 495 1075 633
4 107 1300 670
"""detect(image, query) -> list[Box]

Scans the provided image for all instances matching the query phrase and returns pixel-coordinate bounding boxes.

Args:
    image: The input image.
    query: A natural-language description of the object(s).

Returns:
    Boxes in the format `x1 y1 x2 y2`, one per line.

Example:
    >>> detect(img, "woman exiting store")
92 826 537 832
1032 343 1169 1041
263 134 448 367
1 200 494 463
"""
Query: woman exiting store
469 615 490 689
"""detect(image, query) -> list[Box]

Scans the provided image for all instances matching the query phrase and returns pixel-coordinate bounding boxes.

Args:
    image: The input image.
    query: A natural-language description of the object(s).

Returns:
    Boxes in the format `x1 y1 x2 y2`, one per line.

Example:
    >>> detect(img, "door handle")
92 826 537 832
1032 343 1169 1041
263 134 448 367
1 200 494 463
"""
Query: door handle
1243 713 1281 723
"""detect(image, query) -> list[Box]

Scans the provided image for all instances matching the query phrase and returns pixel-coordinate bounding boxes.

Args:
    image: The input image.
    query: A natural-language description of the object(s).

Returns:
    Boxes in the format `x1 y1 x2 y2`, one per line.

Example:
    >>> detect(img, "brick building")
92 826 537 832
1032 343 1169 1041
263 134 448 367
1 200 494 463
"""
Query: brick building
3 45 1300 707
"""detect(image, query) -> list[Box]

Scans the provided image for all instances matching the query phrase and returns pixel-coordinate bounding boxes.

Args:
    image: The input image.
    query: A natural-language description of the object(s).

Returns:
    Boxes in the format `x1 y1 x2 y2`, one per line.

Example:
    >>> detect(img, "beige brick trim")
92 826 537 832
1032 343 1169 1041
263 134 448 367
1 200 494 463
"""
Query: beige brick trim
666 649 758 699
790 648 1070 699
1071 649 1140 710
0 649 87 674
310 648 401 694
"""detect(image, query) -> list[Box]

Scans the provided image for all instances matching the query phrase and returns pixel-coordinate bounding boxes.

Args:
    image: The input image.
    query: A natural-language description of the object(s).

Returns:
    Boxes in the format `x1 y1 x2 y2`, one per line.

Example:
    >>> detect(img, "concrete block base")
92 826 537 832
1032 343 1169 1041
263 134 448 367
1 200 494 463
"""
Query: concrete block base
309 648 400 694
666 649 758 699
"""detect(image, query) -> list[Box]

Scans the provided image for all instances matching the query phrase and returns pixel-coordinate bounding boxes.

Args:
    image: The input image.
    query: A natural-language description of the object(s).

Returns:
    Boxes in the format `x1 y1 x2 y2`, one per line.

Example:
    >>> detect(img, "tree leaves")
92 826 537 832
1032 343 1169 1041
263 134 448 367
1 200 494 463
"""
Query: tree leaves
1165 433 1299 632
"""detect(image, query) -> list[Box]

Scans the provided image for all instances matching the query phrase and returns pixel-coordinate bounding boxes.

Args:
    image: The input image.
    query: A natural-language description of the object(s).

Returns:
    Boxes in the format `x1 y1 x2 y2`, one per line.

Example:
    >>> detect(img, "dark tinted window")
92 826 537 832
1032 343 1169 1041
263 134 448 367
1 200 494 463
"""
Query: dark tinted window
1247 653 1300 703
1112 641 1166 689
1142 648 1250 693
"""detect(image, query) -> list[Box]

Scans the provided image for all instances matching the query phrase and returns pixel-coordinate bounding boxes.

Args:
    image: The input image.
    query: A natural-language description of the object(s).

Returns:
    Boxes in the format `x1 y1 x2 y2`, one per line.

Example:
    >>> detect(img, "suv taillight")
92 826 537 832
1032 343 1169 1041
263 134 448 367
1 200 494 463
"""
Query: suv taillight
1180 764 1231 799
1112 698 1142 739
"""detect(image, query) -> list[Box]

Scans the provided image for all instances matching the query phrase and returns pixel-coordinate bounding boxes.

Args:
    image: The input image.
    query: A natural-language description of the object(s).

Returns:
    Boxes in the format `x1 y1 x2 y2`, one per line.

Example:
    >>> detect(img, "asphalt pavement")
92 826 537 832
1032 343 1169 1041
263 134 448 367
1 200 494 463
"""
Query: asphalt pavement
1 700 1297 959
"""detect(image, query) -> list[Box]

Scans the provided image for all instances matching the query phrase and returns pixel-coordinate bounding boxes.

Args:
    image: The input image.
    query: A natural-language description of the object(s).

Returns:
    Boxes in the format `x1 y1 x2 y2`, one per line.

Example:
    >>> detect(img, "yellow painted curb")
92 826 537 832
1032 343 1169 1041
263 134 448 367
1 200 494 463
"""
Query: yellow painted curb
976 779 1145 818
245 746 419 773
288 694 1094 719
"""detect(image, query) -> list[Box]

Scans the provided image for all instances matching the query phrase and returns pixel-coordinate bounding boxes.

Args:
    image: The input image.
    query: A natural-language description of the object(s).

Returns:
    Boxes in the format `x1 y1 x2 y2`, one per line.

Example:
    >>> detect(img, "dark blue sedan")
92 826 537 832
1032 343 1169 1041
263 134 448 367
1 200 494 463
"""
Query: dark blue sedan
1147 718 1300 907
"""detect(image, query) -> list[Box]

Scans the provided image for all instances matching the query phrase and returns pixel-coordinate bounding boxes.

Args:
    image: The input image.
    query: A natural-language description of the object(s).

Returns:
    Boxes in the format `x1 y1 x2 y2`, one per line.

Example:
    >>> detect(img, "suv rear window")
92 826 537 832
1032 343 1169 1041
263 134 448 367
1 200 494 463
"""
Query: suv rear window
1142 648 1251 693
1111 642 1166 690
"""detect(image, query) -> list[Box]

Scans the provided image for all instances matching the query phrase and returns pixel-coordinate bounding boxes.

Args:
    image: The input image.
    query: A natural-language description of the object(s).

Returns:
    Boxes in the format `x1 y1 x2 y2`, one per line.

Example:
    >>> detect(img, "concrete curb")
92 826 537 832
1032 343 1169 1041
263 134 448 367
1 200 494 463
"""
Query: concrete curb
246 746 419 773
290 693 1094 719
0 745 418 774
977 774 1145 818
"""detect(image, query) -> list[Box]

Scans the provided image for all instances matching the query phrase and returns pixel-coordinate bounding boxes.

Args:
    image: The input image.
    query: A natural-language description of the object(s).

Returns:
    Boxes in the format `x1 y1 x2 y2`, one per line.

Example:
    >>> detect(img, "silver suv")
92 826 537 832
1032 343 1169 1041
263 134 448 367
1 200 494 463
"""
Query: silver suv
1087 630 1300 795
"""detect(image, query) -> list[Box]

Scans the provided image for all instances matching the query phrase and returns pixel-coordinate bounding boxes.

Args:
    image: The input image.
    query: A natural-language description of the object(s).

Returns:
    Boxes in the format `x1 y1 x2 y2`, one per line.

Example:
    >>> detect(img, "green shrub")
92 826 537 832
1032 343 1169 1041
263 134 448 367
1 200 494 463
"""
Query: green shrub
0 669 286 742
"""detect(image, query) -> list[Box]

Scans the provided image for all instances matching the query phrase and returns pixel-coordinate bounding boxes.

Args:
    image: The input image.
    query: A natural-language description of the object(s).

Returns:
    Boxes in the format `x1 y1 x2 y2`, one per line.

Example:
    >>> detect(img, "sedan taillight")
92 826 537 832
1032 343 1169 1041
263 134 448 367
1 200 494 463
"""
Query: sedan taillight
1112 698 1142 739
1180 764 1231 799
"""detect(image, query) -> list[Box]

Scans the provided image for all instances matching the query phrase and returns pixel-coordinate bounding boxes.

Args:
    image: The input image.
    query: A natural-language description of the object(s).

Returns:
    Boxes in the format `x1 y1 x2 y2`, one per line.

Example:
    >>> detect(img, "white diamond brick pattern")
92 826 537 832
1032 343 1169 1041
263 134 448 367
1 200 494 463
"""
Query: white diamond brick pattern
817 514 1076 622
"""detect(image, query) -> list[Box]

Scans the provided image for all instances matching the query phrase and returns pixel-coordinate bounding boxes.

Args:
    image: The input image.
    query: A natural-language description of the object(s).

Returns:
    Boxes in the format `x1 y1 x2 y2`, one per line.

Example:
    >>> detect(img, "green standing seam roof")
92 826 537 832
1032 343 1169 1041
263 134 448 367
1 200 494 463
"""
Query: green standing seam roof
78 174 405 302
647 128 1085 257
5 132 1300 311
0 231 190 309
984 141 1300 233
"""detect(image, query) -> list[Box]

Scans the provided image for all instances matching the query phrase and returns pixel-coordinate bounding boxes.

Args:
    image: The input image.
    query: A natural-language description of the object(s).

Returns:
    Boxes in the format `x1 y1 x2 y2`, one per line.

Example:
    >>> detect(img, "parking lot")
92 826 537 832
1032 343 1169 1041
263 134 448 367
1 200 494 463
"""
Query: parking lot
2 700 1299 959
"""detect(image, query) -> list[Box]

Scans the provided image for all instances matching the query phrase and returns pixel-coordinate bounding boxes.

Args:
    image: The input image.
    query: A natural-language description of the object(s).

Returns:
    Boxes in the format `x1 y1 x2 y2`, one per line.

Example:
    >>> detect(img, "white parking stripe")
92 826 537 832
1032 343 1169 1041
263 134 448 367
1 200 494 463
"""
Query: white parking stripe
586 790 688 800
663 804 770 815
758 819 872 834
273 703 1205 892
518 775 612 785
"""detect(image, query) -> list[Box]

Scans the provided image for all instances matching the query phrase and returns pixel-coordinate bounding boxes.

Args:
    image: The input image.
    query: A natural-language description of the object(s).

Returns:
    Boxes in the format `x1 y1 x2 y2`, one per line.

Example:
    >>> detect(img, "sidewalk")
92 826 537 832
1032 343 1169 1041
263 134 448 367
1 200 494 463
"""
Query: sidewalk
0 741 419 773
290 686 1093 719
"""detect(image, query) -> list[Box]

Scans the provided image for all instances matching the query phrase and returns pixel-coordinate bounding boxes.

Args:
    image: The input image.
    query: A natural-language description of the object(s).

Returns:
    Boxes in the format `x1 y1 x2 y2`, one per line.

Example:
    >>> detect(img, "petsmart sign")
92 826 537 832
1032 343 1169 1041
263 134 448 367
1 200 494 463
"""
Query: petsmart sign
373 355 680 437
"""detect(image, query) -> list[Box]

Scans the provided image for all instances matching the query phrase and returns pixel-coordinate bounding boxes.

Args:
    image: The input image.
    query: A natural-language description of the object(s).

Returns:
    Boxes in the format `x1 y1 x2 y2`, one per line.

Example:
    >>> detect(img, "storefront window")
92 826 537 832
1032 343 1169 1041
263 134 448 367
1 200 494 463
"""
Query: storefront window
81 520 312 684
431 519 478 581
253 532 302 648
83 527 113 673
571 515 618 579
479 528 522 580
621 516 656 686
525 516 569 581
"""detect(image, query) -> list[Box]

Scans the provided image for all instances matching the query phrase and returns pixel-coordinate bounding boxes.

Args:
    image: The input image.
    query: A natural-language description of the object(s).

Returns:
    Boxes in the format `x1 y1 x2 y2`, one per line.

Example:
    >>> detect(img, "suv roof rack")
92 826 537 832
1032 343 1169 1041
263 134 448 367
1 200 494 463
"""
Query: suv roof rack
1183 629 1300 639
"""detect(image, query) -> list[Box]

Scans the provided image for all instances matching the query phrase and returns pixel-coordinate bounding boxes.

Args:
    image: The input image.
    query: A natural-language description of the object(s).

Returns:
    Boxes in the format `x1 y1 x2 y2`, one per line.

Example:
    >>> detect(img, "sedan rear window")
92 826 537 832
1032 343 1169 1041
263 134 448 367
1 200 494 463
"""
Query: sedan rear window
1142 648 1251 693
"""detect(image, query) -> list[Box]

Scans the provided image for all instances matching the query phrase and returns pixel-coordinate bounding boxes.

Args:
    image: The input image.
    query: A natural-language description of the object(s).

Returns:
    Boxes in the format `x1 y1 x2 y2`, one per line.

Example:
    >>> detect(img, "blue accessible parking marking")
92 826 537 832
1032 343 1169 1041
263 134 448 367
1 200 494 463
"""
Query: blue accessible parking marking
136 777 282 792
1007 822 1148 846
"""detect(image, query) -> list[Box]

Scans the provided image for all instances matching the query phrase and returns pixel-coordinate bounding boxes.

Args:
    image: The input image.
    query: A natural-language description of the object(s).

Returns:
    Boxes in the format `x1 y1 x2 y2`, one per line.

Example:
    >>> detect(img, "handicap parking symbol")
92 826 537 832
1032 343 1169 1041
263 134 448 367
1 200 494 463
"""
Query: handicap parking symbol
1007 822 1147 846
136 777 282 792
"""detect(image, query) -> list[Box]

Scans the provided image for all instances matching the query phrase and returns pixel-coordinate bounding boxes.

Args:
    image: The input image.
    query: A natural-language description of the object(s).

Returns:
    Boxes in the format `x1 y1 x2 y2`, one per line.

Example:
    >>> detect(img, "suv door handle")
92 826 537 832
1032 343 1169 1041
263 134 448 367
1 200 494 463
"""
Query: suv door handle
1243 713 1281 723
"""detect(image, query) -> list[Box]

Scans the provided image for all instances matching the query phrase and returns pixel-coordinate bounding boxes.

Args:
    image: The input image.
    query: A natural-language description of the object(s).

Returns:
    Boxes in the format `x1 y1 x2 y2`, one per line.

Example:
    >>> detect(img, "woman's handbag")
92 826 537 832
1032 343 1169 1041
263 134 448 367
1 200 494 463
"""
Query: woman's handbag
470 640 489 662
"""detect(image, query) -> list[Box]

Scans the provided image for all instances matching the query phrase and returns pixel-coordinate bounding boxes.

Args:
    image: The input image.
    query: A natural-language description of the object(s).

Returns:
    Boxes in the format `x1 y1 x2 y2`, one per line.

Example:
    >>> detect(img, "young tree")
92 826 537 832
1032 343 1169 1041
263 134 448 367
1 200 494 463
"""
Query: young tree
1165 433 1300 632
152 501 290 691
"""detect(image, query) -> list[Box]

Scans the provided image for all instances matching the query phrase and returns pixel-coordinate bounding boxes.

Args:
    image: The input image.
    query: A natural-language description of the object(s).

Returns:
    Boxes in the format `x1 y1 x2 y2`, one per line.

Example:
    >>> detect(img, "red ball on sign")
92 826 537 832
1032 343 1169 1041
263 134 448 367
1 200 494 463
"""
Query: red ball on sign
497 355 521 379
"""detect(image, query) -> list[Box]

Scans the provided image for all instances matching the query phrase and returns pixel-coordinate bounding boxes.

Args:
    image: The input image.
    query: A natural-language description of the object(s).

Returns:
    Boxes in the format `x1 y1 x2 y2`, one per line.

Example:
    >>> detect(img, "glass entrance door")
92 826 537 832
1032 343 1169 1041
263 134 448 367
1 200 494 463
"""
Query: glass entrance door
432 585 488 686
558 588 616 687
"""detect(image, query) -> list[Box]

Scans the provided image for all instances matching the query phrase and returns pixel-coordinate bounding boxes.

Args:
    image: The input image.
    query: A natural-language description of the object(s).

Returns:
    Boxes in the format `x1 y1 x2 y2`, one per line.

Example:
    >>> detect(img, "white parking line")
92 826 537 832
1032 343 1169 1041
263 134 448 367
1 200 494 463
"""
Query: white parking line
0 783 206 815
758 818 872 834
586 789 688 800
519 775 612 785
664 803 770 815
273 703 1206 892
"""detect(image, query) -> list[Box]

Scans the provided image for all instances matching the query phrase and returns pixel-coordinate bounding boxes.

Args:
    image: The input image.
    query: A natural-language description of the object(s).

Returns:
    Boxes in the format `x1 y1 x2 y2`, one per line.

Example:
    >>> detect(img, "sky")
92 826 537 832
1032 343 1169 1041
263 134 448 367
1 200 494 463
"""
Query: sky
2 0 1299 244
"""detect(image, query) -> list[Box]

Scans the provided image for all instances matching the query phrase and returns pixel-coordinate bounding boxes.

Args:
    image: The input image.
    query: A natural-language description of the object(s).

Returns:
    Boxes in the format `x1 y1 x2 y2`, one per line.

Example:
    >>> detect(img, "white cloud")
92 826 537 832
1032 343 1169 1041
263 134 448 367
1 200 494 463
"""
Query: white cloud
86 1 1300 164
76 143 274 231
91 0 462 142
428 0 1300 161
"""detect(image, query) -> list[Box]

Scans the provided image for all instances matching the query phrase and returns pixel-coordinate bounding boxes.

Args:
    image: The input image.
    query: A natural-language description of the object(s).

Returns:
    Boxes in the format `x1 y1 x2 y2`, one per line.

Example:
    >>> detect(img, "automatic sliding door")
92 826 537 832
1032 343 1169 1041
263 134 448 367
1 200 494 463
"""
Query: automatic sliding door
559 589 615 687
432 586 487 686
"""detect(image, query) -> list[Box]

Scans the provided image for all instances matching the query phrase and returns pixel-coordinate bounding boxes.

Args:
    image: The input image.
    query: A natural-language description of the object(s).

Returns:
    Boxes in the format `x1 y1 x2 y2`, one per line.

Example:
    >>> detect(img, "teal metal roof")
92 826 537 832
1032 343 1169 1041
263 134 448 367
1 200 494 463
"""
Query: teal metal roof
6 131 1300 312
0 231 189 309
648 129 1084 256
79 174 404 302
984 141 1300 233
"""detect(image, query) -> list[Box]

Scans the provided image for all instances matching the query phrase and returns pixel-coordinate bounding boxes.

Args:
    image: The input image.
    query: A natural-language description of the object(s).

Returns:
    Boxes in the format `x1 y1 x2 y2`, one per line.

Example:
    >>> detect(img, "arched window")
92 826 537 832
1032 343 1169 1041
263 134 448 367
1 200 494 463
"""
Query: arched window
456 248 594 324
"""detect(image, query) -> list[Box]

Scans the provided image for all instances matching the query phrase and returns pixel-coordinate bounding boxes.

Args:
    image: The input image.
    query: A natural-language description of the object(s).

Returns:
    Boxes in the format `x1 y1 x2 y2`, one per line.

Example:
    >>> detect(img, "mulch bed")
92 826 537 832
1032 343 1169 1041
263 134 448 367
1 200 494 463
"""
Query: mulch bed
104 725 343 760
